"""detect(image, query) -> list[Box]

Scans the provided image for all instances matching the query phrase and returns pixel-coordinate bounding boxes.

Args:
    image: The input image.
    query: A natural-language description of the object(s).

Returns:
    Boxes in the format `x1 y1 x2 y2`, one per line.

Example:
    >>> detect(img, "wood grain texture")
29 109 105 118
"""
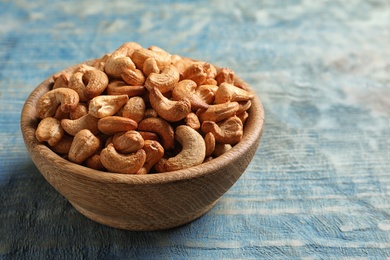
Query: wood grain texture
1 0 390 258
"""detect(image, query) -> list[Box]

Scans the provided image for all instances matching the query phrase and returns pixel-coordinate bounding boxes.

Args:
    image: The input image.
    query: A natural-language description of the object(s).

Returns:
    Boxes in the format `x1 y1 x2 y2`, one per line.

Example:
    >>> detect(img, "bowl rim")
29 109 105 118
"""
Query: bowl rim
21 59 265 185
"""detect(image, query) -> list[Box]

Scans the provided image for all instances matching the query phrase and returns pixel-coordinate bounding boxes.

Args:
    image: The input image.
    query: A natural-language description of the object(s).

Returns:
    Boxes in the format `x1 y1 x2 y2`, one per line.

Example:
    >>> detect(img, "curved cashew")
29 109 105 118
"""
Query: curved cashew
137 117 174 150
122 96 146 123
52 72 70 89
100 144 146 174
195 84 218 105
196 102 239 122
185 112 201 130
82 68 109 99
136 140 164 175
112 130 144 154
54 106 69 120
35 117 64 146
51 135 73 155
106 80 146 97
144 65 180 93
237 111 249 125
97 116 138 135
215 67 235 85
158 125 206 172
104 42 140 78
214 83 254 104
204 132 216 157
69 103 88 120
121 68 145 86
201 116 243 145
237 100 252 114
181 62 207 86
149 87 191 122
142 57 159 77
61 113 100 136
84 154 105 171
131 47 171 70
37 88 79 119
88 94 129 118
68 129 101 164
213 143 232 157
172 80 209 110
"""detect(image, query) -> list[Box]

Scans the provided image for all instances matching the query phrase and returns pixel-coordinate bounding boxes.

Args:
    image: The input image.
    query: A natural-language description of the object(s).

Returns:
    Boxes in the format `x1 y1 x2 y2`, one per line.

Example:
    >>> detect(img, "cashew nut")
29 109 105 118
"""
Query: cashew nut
131 47 171 70
88 94 129 118
196 102 239 122
106 80 146 97
37 88 79 119
61 113 100 136
144 65 180 93
136 140 164 175
68 129 101 164
35 117 64 146
69 103 88 120
172 79 209 110
51 135 73 155
181 62 207 86
157 125 206 172
214 83 254 104
204 132 216 157
104 42 140 78
100 144 146 174
142 57 159 77
121 96 146 123
149 87 191 122
195 84 218 105
185 112 201 130
85 154 105 170
82 68 109 99
52 73 70 89
138 117 174 150
112 130 144 154
121 68 145 86
201 116 243 145
215 67 235 85
98 116 138 135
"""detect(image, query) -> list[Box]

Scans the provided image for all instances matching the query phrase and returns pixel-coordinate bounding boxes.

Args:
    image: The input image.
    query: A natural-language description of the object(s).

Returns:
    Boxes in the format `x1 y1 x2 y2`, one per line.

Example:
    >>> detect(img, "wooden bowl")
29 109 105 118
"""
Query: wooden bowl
20 60 265 231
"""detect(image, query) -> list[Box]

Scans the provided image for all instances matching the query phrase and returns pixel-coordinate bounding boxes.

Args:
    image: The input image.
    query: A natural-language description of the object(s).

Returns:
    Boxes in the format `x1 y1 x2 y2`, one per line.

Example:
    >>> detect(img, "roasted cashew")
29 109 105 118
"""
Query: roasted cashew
213 143 232 157
68 129 101 164
172 80 209 110
215 67 235 85
144 65 180 93
195 84 218 105
214 83 254 104
82 68 109 99
121 68 145 86
61 113 100 136
137 117 174 150
136 140 164 175
157 125 206 172
35 117 64 146
98 116 138 135
112 130 144 154
185 112 201 130
121 96 146 123
51 135 73 155
196 102 239 122
204 132 216 157
131 47 171 70
100 144 146 174
201 116 243 145
181 62 207 86
104 42 140 78
69 103 88 120
52 72 70 89
84 154 105 170
88 94 129 118
149 87 191 122
142 57 159 77
37 88 79 119
106 80 146 97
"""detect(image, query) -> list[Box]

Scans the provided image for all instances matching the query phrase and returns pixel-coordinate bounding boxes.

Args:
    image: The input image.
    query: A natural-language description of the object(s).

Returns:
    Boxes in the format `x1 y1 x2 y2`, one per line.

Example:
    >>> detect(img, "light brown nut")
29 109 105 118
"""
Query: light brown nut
138 117 174 150
84 154 105 171
236 111 249 125
237 100 252 114
68 129 101 164
68 68 89 102
196 102 239 122
201 116 243 145
51 135 73 154
142 57 160 77
92 53 111 71
195 84 218 105
212 143 232 157
97 116 138 135
204 132 216 157
143 108 159 118
205 62 217 79
131 47 171 70
137 131 159 141
136 140 164 175
61 113 100 136
52 73 70 89
144 65 180 93
185 112 201 130
203 78 218 85
100 144 146 174
214 83 254 104
149 87 191 122
37 88 79 119
121 68 145 86
69 103 88 120
54 106 70 120
122 96 146 123
82 68 109 99
88 94 129 118
171 55 194 76
35 117 64 146
104 42 140 78
172 80 209 110
215 68 235 85
181 62 207 86
156 125 206 172
106 80 146 97
112 130 144 154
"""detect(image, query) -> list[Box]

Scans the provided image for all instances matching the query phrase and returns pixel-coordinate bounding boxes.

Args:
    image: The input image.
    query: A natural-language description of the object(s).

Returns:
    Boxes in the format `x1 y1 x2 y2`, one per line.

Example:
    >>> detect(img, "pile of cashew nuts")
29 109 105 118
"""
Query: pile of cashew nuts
35 42 254 174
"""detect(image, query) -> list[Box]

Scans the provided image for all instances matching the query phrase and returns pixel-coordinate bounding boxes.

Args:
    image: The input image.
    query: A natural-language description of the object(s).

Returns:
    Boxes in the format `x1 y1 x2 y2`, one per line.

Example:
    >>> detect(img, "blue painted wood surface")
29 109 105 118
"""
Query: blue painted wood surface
1 0 390 258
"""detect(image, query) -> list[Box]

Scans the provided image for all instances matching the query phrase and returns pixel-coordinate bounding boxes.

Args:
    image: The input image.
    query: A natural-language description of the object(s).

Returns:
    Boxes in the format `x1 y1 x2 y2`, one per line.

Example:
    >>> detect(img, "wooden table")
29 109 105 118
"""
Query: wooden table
1 1 390 258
